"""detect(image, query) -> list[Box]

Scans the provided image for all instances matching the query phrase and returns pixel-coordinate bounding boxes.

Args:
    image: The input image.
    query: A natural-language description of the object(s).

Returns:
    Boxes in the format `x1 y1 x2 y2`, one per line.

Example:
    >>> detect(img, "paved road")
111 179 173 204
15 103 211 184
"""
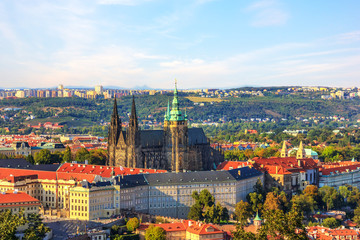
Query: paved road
44 219 103 240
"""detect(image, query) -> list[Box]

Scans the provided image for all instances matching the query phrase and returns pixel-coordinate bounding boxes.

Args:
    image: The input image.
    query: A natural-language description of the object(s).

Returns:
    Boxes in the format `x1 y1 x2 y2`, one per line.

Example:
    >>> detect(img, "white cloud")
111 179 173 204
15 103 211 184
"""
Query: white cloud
247 0 289 27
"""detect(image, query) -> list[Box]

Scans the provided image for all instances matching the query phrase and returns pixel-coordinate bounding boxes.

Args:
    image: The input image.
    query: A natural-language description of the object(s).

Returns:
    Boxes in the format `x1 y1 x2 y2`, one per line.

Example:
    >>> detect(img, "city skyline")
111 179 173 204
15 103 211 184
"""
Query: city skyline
0 0 360 89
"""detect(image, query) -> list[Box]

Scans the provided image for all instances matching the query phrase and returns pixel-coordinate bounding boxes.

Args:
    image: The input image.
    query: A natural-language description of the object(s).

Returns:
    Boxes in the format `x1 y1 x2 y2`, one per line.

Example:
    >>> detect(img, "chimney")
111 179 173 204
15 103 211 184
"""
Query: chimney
298 160 301 167
276 166 278 174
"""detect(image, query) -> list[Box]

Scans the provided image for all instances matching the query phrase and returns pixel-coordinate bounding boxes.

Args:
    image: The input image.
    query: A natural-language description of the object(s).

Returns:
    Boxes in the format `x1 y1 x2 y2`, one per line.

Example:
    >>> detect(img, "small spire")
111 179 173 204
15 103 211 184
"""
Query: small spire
254 211 262 221
129 95 138 128
112 98 118 117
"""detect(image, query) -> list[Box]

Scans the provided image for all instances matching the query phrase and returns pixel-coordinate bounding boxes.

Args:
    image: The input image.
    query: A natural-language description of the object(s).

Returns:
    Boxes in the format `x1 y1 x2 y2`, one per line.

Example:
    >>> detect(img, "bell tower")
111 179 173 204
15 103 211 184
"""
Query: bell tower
296 141 306 159
280 141 288 158
164 80 188 172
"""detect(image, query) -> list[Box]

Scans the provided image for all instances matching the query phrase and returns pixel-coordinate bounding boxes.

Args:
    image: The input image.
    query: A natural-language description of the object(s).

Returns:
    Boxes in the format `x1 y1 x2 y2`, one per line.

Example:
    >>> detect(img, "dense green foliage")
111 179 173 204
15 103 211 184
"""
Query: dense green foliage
0 209 27 240
145 225 166 240
188 189 229 223
1 94 360 136
126 217 140 232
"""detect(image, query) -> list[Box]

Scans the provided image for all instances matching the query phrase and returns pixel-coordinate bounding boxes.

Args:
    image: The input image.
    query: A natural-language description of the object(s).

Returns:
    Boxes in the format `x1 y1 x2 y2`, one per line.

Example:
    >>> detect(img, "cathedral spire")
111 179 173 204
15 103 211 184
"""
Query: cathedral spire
129 95 138 128
107 98 121 166
112 98 119 120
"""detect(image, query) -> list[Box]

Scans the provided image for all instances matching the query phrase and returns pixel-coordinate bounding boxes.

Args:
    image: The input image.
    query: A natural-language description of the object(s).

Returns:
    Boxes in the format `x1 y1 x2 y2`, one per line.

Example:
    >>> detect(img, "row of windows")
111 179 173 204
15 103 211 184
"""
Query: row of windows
71 205 88 211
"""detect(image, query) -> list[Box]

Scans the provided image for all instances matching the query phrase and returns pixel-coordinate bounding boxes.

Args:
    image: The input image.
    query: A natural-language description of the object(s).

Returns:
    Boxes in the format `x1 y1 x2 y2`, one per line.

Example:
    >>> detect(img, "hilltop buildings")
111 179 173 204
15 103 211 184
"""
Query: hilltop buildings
107 83 223 172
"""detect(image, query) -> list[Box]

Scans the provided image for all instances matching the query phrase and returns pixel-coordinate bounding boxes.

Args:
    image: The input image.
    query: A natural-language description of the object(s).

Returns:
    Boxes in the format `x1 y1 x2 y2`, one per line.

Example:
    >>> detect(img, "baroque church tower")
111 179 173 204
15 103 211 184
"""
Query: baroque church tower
280 140 288 158
296 141 306 159
164 81 188 172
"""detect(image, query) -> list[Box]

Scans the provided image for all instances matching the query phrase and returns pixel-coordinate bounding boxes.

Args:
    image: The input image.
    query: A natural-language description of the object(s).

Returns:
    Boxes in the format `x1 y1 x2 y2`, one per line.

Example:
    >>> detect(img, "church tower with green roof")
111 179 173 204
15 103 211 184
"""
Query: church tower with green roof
107 80 224 171
164 80 189 172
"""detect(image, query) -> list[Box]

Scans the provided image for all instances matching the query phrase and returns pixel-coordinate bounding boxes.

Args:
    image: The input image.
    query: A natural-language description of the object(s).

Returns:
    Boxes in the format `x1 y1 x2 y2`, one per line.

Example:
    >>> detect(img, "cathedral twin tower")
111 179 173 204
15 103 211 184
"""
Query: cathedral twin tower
107 83 223 172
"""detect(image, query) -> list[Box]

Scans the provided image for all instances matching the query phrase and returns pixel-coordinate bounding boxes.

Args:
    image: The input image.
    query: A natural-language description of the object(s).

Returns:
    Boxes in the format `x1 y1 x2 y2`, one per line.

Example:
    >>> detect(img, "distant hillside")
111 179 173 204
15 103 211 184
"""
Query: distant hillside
1 94 360 132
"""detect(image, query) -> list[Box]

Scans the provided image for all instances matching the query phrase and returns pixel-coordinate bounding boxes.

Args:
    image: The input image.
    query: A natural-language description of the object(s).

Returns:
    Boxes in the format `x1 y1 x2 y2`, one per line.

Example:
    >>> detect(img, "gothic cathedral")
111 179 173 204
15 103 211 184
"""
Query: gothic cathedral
107 83 223 172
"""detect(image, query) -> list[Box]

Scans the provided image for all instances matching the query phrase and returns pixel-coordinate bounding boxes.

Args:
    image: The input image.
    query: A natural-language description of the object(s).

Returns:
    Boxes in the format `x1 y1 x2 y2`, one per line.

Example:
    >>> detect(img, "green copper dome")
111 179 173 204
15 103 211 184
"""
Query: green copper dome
168 81 185 122
254 211 262 221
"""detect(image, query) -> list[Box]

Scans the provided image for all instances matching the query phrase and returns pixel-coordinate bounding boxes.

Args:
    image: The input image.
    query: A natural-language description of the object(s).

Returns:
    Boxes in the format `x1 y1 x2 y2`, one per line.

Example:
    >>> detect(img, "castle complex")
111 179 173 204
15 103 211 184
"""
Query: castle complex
107 83 223 172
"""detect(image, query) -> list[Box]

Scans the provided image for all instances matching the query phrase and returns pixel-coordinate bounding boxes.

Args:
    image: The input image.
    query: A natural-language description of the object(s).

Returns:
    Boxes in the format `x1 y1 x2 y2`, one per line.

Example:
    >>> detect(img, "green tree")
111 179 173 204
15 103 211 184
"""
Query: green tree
23 214 50 240
75 148 90 162
291 194 316 217
62 146 72 163
234 200 252 225
353 206 360 225
233 225 256 240
258 205 307 240
188 189 228 223
34 149 52 164
0 209 27 240
145 225 166 240
188 202 203 221
247 192 264 213
26 154 35 164
126 217 140 232
319 186 343 211
322 217 340 229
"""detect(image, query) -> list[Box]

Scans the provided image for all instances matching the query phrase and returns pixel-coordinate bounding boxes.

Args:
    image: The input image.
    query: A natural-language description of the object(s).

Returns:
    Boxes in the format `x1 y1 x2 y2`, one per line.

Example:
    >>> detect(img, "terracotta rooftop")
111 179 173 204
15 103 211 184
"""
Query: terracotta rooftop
0 167 96 183
307 226 360 239
320 161 360 176
0 190 40 205
251 157 318 175
216 161 251 171
57 163 167 178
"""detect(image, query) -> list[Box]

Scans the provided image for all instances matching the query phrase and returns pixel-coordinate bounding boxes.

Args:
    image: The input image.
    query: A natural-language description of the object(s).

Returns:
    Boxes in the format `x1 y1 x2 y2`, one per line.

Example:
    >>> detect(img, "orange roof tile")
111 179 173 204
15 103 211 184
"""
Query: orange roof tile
57 163 167 178
0 190 40 205
217 161 251 171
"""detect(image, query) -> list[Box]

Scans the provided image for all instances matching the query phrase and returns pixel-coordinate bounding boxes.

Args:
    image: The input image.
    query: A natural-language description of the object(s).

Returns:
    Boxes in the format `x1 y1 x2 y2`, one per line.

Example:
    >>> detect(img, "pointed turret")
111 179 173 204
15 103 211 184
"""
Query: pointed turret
296 141 306 159
129 95 138 129
280 140 288 158
107 98 122 166
169 80 185 121
254 211 262 230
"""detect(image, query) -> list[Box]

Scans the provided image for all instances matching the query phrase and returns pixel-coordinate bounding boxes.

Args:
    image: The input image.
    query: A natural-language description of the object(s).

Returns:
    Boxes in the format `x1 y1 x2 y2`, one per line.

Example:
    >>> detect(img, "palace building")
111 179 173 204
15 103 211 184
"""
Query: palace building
107 83 223 172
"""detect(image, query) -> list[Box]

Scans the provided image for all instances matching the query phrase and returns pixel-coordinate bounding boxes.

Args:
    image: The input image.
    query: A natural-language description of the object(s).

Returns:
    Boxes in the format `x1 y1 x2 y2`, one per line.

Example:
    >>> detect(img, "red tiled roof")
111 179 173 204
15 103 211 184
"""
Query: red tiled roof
251 157 318 175
57 163 167 178
0 190 40 205
139 221 224 237
0 167 96 182
320 161 360 175
187 223 224 235
216 161 251 171
307 226 360 238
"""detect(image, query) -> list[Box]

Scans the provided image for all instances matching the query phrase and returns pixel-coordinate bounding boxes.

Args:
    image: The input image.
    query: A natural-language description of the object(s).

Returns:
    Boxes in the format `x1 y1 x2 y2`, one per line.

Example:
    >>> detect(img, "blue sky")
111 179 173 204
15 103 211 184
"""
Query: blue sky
0 0 359 89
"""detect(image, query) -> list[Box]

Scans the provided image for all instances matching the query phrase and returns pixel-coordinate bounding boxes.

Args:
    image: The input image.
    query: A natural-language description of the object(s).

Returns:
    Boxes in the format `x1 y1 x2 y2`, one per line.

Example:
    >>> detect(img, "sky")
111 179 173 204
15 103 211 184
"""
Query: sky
0 0 360 89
